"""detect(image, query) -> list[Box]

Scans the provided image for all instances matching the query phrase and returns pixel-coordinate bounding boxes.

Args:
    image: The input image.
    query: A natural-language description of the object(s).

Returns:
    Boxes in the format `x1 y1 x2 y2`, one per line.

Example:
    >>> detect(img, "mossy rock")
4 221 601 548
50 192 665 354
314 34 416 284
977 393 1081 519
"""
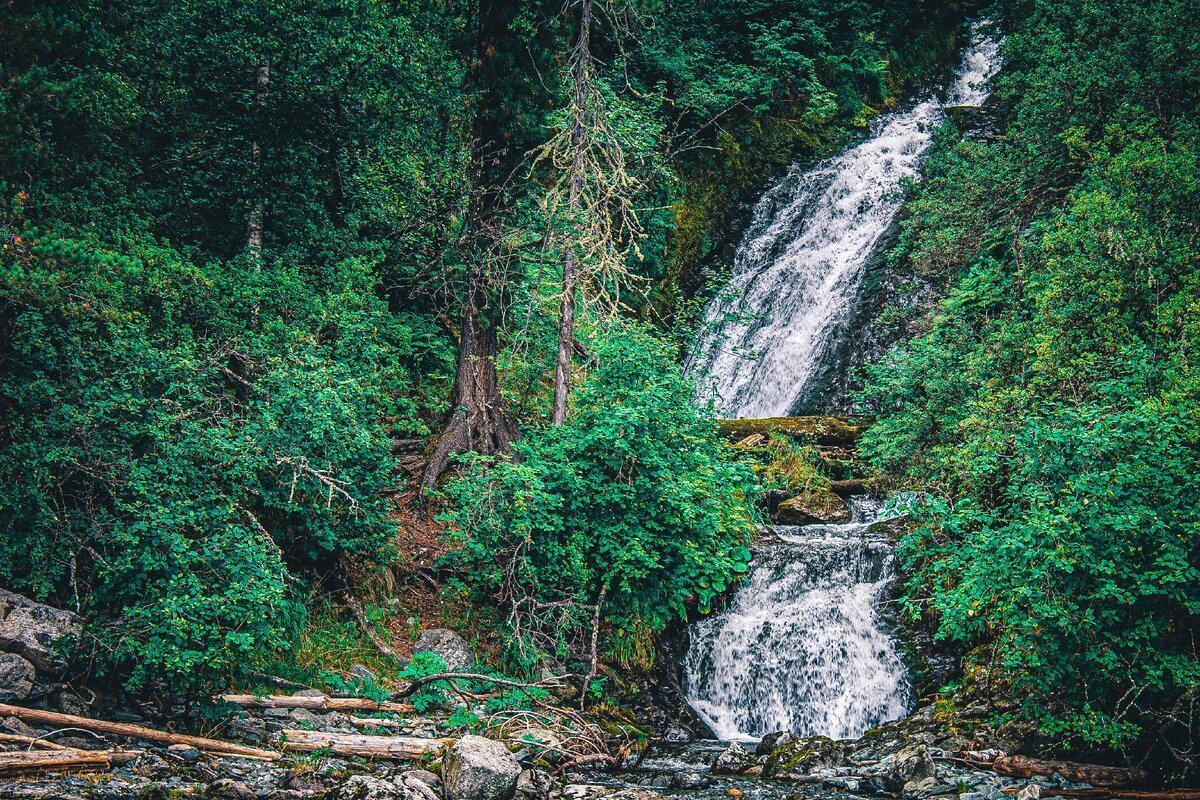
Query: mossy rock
718 416 871 448
775 492 851 525
762 735 848 777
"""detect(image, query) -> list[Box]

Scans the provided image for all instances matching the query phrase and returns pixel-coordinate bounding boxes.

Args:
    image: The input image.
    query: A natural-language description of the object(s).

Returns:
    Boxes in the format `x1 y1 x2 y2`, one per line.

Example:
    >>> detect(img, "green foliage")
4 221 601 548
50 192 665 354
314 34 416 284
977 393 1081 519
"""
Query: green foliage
0 0 463 691
860 0 1200 752
398 652 451 713
441 325 758 669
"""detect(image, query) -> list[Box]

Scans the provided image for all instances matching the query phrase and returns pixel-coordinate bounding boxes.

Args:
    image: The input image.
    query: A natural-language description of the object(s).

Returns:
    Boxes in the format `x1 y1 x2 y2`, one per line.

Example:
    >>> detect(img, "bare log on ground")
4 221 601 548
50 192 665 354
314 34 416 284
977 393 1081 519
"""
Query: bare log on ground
0 748 140 776
1002 789 1200 800
278 729 451 759
992 754 1147 787
0 703 278 761
0 732 70 750
217 694 415 714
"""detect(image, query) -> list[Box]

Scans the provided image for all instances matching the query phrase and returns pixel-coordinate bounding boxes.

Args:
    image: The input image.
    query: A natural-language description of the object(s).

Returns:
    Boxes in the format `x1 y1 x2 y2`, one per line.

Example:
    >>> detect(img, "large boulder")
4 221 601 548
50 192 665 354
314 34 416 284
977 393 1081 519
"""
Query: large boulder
762 736 847 778
0 589 82 672
413 628 475 672
0 653 35 702
885 744 937 792
444 735 521 800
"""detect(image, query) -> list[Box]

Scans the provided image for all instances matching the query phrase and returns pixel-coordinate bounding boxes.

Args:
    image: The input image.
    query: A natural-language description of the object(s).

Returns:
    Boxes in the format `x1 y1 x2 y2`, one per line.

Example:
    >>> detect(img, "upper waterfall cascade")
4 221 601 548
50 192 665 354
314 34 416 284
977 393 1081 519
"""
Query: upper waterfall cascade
689 22 1002 419
683 23 1002 742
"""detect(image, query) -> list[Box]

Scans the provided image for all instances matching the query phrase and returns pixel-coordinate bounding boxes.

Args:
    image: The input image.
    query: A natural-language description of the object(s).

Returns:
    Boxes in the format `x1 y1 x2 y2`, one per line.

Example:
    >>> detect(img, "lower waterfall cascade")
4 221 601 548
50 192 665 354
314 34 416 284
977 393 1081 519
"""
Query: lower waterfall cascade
685 499 909 741
683 22 1003 743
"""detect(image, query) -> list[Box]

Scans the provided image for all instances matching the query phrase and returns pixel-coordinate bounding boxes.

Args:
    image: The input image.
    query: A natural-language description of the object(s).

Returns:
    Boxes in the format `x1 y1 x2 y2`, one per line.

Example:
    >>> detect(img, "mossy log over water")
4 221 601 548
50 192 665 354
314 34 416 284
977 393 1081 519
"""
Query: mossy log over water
718 416 871 448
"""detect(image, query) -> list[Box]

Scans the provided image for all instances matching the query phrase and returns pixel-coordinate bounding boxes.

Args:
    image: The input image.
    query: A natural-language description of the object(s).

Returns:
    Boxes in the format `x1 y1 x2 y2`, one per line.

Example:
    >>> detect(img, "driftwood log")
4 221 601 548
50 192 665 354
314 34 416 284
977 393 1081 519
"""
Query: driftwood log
0 748 141 776
992 754 1147 787
278 729 451 759
0 703 278 761
717 416 872 448
1002 789 1200 800
218 694 415 714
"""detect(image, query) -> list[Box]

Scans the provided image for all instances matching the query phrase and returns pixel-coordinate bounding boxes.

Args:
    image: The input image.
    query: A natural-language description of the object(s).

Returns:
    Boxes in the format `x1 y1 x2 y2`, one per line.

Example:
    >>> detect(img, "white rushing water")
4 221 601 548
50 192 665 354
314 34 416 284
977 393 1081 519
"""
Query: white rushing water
689 22 1002 418
683 23 1003 743
686 499 909 741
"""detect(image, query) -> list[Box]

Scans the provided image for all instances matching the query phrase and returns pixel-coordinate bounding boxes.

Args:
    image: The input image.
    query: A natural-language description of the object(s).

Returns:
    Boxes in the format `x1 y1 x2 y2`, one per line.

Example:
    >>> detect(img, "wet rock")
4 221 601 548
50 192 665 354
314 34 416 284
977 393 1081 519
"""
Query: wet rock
710 741 754 775
755 730 795 756
444 734 521 800
775 494 852 525
414 628 475 672
762 736 847 778
53 690 92 717
669 771 711 789
0 653 35 702
0 589 82 672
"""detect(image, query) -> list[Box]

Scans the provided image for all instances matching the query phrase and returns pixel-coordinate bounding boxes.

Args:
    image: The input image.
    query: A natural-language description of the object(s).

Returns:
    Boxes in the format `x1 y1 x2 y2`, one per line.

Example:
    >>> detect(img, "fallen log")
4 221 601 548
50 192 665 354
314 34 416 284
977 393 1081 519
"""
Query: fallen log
0 703 278 761
0 748 112 776
993 755 1147 787
0 732 70 750
1002 789 1200 800
278 729 451 760
717 416 872 448
218 694 416 714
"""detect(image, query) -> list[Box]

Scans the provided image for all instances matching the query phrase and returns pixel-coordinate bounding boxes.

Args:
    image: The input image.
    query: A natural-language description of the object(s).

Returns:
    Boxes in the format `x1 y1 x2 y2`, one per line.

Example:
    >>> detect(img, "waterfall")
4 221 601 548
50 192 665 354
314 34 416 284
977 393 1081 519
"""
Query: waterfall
686 500 908 741
689 22 1002 418
683 24 1003 742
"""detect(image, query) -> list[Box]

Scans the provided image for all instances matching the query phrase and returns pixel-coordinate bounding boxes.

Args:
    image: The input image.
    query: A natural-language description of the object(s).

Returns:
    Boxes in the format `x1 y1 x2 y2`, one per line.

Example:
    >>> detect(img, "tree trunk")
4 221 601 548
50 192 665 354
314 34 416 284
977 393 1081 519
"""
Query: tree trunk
247 61 269 261
551 0 593 427
422 0 518 492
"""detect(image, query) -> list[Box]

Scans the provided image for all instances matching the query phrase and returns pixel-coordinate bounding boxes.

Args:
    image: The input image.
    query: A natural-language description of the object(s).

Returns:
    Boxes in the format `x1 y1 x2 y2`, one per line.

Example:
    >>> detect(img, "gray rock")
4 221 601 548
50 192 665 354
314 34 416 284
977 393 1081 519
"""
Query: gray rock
669 771 711 789
167 743 203 764
349 664 378 682
402 773 442 800
711 741 754 775
888 744 936 791
444 734 521 800
294 688 328 697
1015 786 1041 800
287 707 322 727
0 588 82 672
224 715 268 743
413 628 475 672
207 778 256 800
404 769 442 790
756 730 795 756
0 653 35 702
341 775 405 800
53 690 91 717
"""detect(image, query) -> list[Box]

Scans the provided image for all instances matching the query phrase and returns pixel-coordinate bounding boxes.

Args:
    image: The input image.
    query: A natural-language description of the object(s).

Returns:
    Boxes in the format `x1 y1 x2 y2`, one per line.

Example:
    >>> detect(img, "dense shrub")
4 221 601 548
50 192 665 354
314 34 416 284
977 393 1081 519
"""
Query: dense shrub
0 218 423 690
441 326 758 669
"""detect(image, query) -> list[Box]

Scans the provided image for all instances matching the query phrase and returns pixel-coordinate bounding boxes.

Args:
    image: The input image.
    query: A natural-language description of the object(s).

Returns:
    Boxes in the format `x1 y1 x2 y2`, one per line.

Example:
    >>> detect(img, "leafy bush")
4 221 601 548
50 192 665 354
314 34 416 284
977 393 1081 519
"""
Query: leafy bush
0 219 417 690
441 325 758 669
